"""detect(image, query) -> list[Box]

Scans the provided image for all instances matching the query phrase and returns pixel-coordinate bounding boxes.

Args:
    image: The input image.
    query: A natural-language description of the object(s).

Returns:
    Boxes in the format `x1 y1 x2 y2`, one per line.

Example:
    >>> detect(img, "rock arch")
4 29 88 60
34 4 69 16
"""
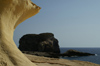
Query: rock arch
0 0 40 66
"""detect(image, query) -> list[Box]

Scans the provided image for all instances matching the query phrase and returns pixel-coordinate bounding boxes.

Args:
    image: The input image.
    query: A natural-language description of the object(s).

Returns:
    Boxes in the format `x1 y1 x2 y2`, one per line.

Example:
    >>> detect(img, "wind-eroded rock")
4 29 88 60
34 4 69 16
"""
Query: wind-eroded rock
19 33 60 54
0 0 40 66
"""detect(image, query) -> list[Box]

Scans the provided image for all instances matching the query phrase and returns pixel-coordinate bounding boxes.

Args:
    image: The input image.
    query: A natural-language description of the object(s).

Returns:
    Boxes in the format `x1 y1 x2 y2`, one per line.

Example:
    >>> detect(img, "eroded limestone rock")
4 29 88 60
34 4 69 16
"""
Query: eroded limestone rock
0 0 40 66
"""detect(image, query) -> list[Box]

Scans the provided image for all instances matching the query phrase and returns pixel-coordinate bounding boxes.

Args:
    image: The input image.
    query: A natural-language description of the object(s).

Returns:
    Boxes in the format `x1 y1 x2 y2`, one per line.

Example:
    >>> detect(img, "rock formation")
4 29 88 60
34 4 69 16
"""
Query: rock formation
61 49 95 57
0 0 40 66
19 33 60 54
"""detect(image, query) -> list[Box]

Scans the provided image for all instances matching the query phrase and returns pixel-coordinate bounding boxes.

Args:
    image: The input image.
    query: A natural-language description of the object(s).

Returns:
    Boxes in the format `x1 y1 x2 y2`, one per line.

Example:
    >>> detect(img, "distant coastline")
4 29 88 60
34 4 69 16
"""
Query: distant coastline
60 47 100 64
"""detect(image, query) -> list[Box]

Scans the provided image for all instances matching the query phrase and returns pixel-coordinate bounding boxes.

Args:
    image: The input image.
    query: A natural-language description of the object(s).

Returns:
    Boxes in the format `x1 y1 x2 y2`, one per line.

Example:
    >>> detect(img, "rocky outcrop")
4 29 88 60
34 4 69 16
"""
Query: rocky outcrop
19 33 60 54
61 49 95 57
0 0 40 66
25 54 100 66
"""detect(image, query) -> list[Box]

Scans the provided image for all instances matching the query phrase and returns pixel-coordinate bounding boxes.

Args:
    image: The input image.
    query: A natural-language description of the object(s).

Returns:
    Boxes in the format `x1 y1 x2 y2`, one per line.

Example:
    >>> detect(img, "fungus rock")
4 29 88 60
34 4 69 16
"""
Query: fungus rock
19 33 60 54
0 0 40 66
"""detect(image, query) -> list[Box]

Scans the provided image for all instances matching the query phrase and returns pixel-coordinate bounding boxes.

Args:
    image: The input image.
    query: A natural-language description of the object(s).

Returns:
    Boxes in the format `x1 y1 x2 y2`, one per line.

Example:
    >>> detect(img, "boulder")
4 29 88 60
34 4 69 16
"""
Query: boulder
19 33 60 54
61 49 95 57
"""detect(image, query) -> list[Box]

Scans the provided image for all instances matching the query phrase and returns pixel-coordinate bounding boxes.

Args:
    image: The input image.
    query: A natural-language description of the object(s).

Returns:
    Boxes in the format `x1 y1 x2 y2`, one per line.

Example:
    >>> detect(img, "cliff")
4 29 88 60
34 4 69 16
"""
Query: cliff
0 0 40 66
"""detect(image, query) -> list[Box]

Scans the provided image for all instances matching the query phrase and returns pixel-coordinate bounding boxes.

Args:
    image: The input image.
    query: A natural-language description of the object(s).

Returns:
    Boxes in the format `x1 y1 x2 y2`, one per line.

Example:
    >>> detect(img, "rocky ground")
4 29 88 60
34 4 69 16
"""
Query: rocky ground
25 53 100 66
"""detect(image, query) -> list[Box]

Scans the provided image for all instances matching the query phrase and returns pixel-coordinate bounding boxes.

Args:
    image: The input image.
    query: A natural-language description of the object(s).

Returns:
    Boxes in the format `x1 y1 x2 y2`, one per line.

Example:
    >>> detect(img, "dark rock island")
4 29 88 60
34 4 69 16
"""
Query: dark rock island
61 49 95 57
19 33 95 58
19 33 60 54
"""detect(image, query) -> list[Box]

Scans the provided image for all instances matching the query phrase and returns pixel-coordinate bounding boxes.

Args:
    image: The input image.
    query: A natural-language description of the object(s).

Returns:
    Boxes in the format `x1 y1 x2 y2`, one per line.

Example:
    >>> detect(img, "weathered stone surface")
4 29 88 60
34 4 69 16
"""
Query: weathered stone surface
25 54 100 66
19 33 60 54
61 49 95 57
0 0 40 66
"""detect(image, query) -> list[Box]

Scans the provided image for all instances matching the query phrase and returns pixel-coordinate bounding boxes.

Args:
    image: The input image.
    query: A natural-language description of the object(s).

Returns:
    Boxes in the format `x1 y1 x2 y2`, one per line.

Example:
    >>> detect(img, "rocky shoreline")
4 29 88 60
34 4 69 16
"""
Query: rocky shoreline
19 33 95 58
25 53 100 66
22 49 95 58
19 33 98 66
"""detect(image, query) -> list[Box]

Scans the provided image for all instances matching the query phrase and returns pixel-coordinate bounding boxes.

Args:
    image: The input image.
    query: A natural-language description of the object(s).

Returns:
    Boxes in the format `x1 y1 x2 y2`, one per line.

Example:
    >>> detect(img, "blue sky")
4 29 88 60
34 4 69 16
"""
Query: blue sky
14 0 100 47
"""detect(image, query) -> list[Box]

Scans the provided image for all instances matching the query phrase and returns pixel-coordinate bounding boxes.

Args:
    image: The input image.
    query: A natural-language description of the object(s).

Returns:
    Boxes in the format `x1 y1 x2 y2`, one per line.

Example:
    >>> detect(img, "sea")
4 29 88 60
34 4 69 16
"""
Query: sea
60 47 100 64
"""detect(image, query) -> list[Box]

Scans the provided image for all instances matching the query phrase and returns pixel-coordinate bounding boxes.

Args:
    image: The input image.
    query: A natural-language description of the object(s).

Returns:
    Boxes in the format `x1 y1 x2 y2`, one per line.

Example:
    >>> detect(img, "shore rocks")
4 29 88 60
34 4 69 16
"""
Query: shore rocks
19 33 60 54
21 49 95 58
22 51 60 58
61 49 95 57
19 33 95 58
25 54 100 66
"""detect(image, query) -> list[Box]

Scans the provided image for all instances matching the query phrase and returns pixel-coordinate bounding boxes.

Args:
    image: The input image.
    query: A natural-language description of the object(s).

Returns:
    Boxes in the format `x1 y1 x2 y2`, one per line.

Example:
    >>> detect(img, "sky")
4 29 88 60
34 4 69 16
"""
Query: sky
14 0 100 47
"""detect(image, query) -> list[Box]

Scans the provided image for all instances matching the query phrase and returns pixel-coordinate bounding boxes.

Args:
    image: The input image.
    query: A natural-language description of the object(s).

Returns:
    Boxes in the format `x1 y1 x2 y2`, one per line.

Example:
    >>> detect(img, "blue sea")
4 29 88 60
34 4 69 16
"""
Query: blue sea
60 48 100 64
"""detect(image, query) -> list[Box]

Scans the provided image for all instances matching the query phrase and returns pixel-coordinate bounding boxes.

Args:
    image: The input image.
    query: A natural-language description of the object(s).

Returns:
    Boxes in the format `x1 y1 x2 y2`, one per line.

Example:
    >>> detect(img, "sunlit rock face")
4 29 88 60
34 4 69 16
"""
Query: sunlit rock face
0 0 40 66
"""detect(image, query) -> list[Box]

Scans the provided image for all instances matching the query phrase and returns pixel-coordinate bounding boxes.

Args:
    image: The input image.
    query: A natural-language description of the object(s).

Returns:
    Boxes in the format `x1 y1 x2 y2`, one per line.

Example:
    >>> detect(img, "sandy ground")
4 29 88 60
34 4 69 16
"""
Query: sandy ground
25 54 100 66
